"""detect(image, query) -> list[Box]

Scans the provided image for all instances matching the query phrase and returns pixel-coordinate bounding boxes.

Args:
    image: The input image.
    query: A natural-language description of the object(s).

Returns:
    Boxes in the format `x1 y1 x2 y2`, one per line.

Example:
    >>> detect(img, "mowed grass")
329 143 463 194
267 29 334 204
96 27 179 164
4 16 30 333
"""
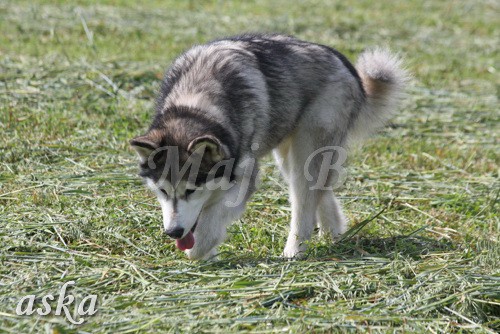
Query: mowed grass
0 0 498 332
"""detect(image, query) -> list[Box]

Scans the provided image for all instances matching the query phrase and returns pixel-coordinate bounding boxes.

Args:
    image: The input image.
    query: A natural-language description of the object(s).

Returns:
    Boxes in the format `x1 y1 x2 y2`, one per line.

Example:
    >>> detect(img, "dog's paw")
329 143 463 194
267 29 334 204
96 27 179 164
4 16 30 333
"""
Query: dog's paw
185 246 218 261
201 248 219 261
282 242 306 259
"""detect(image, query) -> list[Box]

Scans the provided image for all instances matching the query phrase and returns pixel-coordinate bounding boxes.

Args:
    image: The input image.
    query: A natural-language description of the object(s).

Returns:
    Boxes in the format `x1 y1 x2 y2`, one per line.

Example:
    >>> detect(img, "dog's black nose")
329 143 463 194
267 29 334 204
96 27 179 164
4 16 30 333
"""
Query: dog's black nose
164 227 185 239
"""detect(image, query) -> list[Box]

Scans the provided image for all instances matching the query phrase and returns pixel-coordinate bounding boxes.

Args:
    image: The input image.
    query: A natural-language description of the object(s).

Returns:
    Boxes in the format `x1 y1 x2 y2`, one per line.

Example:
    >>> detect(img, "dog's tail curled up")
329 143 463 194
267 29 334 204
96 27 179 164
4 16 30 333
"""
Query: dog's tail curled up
349 48 410 144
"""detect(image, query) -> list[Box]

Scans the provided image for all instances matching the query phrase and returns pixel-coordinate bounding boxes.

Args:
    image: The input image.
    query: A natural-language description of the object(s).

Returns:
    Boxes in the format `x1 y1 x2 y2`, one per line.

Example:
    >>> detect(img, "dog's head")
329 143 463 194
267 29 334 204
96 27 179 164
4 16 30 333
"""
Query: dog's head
130 109 235 250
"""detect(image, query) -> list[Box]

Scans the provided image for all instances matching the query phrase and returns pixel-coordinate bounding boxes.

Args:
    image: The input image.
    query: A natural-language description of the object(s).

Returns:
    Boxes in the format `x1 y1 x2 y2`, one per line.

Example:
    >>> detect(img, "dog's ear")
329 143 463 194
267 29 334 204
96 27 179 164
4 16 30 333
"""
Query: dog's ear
130 135 158 163
187 135 229 163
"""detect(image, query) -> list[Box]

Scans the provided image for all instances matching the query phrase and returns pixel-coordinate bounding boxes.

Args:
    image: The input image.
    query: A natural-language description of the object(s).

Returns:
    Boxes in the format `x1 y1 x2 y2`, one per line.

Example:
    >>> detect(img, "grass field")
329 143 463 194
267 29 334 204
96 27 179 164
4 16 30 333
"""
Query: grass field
0 0 498 332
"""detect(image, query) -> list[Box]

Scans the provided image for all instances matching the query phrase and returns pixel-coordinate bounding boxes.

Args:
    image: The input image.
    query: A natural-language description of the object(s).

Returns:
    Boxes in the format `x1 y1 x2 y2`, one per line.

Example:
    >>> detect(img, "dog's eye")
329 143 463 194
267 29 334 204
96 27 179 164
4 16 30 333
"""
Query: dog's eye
160 189 168 197
185 189 196 197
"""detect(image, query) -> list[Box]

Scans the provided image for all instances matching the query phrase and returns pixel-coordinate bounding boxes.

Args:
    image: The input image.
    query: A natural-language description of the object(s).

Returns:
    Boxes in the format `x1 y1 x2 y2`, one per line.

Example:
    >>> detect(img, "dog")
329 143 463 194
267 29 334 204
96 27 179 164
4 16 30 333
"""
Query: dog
130 33 408 260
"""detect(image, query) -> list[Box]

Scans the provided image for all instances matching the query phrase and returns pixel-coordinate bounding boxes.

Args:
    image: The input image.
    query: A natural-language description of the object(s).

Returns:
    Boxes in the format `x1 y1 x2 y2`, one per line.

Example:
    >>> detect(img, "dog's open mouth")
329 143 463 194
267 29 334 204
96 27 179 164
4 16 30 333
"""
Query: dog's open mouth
175 222 198 251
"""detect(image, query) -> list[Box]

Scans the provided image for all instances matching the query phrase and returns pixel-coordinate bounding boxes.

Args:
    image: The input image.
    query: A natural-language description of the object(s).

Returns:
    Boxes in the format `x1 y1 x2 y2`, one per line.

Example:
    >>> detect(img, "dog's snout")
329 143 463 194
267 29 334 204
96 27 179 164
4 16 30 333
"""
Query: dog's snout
164 227 185 239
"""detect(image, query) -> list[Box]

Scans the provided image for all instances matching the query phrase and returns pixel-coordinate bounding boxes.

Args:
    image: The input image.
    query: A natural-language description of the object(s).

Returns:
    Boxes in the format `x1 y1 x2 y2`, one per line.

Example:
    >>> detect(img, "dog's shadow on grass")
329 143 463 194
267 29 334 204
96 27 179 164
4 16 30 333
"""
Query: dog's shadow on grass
194 235 456 271
309 234 456 260
200 208 457 269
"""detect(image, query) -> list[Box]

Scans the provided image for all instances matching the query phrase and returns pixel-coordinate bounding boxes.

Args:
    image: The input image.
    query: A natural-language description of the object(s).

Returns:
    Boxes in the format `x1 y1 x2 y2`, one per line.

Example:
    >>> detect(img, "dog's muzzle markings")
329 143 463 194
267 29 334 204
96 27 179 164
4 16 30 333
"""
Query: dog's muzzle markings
130 33 408 260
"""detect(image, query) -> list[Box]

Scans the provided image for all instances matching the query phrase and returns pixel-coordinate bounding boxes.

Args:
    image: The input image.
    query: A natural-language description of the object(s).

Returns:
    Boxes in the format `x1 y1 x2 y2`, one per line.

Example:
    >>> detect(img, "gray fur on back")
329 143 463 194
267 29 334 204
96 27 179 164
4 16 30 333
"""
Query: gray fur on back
154 33 366 161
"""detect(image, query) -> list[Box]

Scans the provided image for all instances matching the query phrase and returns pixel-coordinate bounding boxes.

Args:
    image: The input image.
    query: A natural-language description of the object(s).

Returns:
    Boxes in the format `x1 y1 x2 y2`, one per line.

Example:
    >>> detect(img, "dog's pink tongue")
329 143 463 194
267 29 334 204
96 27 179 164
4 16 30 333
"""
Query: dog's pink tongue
175 231 195 251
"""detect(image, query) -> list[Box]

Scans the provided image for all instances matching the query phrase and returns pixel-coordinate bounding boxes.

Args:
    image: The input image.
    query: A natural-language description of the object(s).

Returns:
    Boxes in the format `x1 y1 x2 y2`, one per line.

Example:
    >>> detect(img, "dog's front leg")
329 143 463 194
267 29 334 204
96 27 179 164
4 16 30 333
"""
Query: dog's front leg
186 182 256 260
184 205 229 261
185 194 249 260
185 158 258 260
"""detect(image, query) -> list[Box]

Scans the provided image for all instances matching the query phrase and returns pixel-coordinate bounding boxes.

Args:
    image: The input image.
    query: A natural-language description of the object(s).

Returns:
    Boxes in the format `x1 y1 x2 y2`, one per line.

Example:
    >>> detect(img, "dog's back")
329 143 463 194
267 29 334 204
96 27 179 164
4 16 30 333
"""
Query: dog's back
155 33 368 159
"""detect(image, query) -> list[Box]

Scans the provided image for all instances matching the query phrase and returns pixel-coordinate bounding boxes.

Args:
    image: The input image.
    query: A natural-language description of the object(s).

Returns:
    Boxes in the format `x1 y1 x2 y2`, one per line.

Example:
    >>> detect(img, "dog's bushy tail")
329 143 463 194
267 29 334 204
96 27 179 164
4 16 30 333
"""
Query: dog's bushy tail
349 48 410 143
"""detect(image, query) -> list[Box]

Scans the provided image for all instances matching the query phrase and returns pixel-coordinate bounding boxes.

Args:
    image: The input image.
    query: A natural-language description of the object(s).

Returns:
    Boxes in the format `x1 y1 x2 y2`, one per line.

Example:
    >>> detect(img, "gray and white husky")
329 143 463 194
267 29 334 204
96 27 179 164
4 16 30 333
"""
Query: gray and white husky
131 34 408 260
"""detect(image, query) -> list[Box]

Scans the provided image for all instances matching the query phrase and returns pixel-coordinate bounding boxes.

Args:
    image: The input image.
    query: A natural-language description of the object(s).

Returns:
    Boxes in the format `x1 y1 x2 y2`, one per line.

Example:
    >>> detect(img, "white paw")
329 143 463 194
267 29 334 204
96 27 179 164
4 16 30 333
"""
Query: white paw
185 246 218 261
282 241 306 259
201 248 219 261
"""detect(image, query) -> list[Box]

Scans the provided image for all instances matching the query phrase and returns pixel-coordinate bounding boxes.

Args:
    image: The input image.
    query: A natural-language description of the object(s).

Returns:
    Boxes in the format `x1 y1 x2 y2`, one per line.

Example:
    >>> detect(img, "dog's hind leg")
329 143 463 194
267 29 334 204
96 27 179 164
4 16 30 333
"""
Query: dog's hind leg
316 191 347 238
275 133 323 258
283 184 319 258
